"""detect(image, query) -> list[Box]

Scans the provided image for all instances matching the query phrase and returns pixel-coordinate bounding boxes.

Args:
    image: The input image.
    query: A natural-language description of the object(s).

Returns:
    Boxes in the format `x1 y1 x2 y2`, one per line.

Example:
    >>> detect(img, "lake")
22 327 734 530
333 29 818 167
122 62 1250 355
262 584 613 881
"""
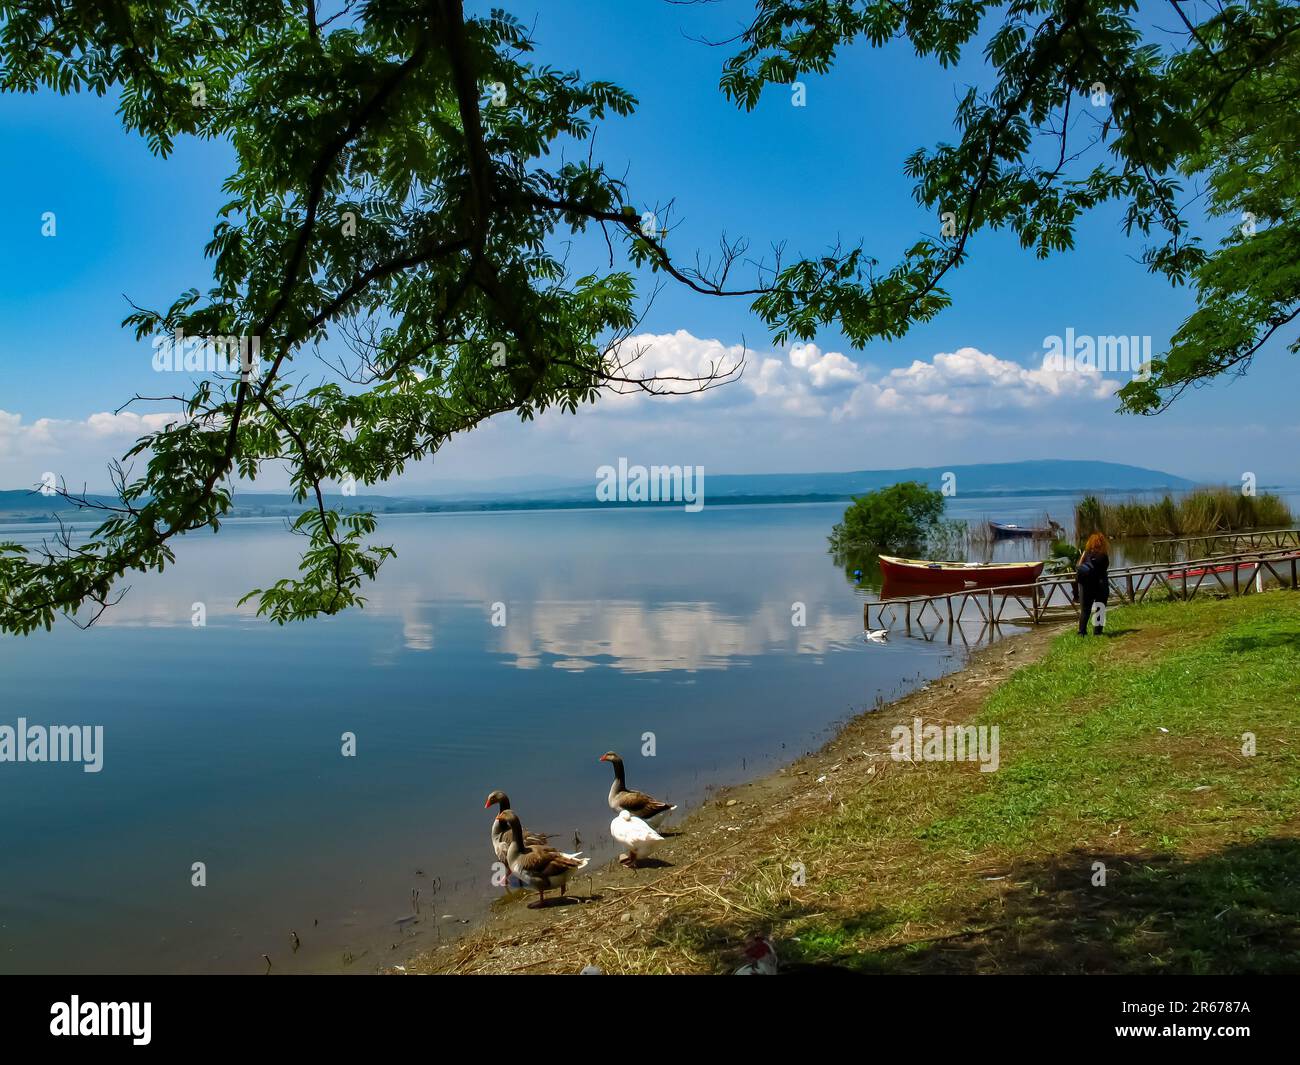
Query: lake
0 491 1283 973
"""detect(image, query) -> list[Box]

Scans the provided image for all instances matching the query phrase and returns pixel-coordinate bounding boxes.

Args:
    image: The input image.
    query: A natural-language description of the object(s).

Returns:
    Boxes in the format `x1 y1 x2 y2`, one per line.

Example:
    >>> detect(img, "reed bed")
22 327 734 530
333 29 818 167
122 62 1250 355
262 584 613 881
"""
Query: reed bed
1074 487 1293 541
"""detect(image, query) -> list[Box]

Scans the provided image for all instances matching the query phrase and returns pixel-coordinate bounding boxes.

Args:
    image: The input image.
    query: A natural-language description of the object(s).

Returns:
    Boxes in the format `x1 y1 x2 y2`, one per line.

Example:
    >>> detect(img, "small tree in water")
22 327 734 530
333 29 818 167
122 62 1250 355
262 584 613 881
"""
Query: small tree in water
829 482 946 554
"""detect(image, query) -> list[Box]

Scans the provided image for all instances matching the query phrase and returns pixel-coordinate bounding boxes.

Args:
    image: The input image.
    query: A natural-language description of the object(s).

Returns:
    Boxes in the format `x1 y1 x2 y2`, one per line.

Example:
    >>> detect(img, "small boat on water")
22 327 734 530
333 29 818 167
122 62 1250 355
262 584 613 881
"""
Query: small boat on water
879 554 1046 589
988 520 1057 540
1168 560 1259 581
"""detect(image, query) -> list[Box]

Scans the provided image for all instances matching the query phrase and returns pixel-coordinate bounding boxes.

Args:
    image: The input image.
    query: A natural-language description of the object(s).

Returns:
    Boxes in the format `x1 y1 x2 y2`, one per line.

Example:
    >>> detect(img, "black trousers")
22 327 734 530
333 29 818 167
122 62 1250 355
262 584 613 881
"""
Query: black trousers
1078 584 1108 634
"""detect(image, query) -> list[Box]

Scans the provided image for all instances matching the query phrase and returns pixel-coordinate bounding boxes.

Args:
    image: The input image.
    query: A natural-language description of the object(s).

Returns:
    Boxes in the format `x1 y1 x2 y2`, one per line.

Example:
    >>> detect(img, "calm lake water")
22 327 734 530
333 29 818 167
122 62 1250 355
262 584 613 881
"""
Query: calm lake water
0 491 1287 973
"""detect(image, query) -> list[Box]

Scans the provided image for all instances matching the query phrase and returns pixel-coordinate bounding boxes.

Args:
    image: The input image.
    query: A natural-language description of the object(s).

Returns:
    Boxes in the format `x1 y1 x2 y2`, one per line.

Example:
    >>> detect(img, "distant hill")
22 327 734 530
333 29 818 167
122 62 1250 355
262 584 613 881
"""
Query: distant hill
0 460 1199 524
508 460 1198 501
401 459 1197 505
0 490 124 523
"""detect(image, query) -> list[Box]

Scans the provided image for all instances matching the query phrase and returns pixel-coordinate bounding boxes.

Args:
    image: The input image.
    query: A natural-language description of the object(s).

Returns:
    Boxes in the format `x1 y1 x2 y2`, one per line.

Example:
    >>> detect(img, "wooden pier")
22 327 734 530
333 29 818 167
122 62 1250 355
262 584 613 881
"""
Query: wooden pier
864 546 1300 644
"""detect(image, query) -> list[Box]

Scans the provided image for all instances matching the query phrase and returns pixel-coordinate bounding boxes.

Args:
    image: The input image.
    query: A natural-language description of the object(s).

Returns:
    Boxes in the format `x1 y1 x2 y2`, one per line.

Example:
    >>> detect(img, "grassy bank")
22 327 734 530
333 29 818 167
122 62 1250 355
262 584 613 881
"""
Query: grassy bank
1074 487 1293 541
427 590 1300 975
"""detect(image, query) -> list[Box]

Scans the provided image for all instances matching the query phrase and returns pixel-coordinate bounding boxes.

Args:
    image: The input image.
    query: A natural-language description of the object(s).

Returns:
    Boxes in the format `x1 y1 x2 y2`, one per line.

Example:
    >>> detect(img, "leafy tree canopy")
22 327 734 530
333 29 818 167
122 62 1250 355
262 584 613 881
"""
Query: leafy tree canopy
829 481 946 552
725 0 1298 412
0 0 1294 632
0 0 759 631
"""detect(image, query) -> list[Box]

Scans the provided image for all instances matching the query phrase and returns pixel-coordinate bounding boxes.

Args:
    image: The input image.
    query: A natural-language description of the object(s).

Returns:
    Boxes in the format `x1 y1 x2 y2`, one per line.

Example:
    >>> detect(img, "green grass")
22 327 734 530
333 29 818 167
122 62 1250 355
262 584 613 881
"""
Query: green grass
449 591 1300 975
738 592 1300 973
928 597 1300 850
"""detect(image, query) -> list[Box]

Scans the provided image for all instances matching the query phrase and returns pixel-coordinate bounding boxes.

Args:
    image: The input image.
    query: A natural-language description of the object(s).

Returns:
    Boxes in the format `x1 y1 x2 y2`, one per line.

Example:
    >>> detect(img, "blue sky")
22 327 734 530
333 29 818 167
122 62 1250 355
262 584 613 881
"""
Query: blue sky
0 0 1294 493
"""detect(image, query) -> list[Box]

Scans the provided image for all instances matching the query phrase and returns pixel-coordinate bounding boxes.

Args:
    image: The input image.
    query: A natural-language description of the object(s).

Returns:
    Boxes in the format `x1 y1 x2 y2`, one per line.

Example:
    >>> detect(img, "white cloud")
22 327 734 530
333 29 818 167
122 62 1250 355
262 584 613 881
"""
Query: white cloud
85 411 182 437
407 331 1133 484
594 331 1117 423
0 409 184 489
789 342 864 391
847 345 1119 418
0 331 1130 491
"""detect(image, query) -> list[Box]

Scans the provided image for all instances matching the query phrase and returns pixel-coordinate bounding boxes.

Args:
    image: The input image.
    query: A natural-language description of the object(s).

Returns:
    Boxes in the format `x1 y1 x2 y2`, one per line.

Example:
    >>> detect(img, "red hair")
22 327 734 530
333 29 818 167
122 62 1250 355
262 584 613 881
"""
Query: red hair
1085 532 1109 555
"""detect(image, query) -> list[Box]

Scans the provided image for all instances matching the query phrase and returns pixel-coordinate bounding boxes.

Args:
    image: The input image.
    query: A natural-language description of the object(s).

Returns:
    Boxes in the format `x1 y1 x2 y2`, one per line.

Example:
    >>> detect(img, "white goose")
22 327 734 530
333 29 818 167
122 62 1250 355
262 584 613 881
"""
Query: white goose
610 809 664 867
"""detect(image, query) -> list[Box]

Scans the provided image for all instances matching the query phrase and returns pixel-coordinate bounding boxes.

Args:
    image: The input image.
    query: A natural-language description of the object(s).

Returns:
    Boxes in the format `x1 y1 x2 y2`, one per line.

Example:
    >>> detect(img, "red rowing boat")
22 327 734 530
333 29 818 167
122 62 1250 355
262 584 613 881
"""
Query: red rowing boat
1168 560 1258 581
879 554 1045 590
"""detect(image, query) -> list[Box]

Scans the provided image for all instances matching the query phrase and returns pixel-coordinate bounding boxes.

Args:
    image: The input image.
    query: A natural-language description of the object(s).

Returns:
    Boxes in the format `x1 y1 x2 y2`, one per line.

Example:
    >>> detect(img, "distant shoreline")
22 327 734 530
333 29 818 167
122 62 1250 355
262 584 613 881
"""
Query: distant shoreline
0 483 1231 527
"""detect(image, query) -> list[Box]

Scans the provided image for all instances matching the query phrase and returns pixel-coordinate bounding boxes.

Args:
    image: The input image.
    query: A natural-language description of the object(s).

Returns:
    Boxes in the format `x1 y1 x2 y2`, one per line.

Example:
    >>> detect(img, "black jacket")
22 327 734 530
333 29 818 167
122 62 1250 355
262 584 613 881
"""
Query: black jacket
1077 550 1110 598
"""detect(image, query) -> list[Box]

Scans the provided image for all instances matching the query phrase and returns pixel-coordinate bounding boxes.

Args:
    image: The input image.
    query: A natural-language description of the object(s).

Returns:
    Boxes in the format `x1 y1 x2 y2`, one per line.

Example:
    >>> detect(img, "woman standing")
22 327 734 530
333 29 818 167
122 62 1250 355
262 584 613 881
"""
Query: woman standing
1076 532 1110 636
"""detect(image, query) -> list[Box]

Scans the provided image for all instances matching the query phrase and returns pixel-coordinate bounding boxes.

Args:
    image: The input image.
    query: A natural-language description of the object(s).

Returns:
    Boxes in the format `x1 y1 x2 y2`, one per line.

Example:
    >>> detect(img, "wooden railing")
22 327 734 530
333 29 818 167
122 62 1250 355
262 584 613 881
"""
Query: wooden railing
864 546 1300 643
1152 528 1300 555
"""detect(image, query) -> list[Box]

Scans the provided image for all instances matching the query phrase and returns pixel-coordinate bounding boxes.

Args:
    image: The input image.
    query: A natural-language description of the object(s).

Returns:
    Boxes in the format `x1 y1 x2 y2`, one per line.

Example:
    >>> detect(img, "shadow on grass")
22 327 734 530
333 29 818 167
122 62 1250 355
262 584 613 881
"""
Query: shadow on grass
1219 631 1300 654
654 837 1300 974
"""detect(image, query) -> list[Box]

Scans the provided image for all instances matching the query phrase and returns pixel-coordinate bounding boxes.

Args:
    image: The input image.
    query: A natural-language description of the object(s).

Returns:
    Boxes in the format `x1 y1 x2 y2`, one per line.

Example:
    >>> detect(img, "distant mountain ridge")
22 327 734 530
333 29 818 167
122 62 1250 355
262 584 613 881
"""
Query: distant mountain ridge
511 460 1198 501
0 460 1199 523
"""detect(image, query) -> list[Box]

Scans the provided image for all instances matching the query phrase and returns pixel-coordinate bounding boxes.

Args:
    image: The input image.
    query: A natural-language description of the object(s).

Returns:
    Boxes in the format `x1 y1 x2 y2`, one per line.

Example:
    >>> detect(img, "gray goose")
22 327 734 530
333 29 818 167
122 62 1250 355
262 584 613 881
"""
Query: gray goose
599 752 677 824
494 810 589 908
484 790 550 866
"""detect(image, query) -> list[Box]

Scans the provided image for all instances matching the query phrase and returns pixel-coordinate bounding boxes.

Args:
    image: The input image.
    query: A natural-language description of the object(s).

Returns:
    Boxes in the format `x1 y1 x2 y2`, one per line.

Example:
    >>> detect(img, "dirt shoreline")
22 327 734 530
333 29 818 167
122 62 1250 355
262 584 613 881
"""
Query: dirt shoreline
406 619 1067 975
